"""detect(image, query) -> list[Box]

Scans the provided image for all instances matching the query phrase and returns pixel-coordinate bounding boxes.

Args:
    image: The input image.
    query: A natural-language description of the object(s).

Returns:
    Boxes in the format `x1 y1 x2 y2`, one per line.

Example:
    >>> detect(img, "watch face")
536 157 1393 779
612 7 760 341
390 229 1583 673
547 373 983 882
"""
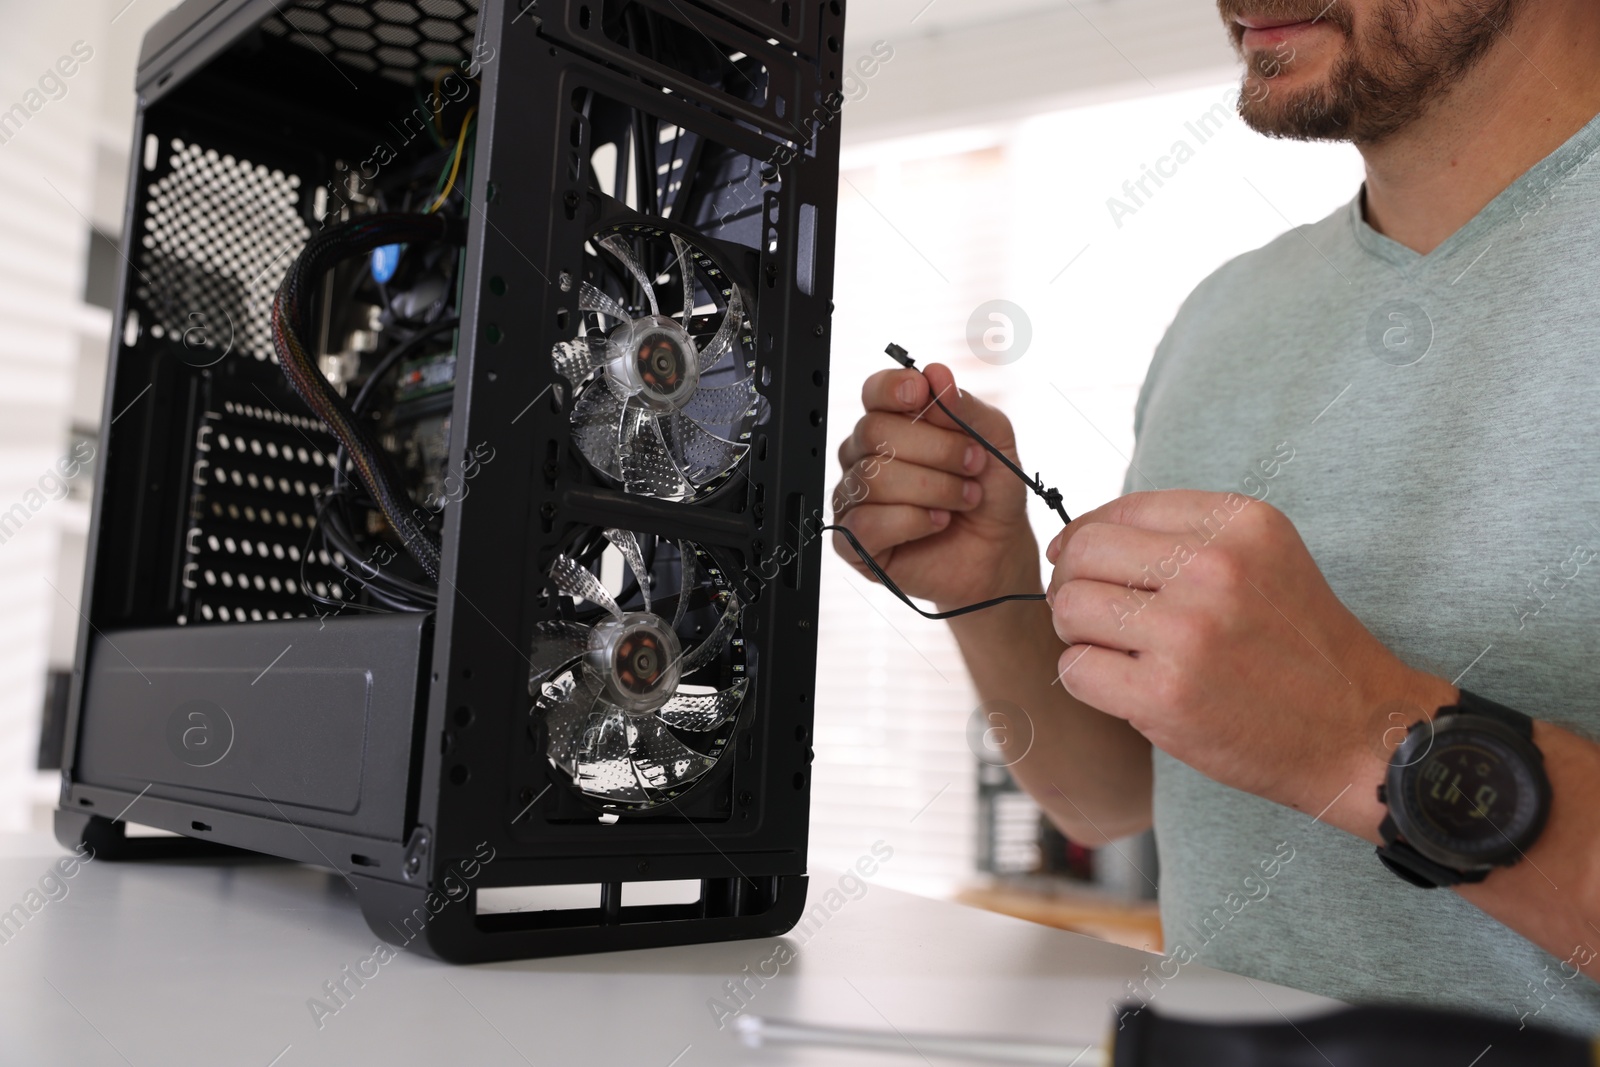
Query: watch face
1393 720 1547 867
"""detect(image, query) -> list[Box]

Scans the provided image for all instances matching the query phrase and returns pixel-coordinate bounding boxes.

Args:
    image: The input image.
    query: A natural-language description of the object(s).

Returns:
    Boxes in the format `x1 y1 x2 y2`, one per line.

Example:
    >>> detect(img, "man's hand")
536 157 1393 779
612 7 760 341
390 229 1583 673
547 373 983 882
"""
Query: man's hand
1044 489 1455 828
831 362 1038 610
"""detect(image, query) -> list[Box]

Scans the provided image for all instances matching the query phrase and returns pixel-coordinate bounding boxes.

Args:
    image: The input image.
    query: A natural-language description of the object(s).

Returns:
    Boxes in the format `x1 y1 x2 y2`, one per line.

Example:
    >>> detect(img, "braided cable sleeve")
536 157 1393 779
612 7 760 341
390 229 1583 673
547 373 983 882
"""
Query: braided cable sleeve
270 212 465 581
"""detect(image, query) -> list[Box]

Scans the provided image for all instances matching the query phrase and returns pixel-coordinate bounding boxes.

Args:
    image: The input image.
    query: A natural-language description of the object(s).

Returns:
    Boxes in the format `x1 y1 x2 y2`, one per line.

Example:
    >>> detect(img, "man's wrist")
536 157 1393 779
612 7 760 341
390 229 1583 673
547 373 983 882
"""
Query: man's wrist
1331 666 1458 844
933 534 1042 616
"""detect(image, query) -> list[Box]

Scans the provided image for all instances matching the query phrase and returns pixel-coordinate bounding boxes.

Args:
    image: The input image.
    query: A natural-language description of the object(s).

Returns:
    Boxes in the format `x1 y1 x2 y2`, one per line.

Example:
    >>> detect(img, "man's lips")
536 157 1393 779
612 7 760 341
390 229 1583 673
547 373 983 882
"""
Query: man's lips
1235 15 1335 48
1235 14 1317 29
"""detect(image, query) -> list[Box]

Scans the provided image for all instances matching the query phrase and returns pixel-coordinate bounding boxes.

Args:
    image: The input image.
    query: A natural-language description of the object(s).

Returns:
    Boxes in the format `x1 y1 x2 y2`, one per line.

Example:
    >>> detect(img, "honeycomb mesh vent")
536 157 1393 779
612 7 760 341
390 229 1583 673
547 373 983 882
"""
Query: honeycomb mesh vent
262 0 481 85
137 139 309 363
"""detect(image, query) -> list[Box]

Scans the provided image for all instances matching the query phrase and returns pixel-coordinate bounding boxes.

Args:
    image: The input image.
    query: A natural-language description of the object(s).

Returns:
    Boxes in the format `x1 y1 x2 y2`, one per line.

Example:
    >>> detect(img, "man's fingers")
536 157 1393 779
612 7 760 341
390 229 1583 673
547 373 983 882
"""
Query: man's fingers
1053 643 1142 718
1049 578 1150 653
1048 492 1260 561
861 367 932 414
833 457 981 514
838 412 985 478
860 363 991 436
1047 522 1188 597
831 504 951 572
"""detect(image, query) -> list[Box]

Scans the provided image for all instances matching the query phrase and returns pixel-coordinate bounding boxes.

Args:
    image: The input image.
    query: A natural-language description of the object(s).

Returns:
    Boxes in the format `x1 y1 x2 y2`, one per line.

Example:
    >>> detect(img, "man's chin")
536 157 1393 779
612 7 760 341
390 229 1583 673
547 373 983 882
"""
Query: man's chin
1237 55 1353 141
1238 85 1353 142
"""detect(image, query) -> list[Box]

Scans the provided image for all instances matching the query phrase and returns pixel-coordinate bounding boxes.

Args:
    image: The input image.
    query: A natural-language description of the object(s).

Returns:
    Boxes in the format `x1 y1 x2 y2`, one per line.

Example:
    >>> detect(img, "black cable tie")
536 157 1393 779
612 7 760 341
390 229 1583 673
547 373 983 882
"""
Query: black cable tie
883 342 1072 528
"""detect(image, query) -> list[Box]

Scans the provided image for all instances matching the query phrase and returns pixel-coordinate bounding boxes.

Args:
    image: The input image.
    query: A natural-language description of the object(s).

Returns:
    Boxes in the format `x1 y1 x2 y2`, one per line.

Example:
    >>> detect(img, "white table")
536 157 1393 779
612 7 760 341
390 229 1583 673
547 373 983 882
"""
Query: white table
0 833 1335 1066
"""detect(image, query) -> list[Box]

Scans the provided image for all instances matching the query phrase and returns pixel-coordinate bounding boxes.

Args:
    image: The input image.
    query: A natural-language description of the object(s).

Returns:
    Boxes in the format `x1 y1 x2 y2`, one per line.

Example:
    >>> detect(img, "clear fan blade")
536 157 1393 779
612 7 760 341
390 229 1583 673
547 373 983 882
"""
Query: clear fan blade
671 540 699 630
682 378 756 427
579 280 631 323
598 234 660 317
529 620 593 691
603 528 652 612
552 337 605 385
550 555 623 618
695 284 744 374
670 233 695 323
663 411 748 485
571 383 627 479
541 670 604 774
677 597 740 676
618 402 693 500
628 714 718 792
575 706 650 802
658 681 747 732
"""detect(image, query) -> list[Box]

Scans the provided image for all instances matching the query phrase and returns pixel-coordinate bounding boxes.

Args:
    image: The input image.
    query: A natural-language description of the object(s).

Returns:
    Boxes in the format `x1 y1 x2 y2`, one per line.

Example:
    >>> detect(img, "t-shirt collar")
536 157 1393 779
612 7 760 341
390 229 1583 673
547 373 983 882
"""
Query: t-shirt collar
1347 107 1600 271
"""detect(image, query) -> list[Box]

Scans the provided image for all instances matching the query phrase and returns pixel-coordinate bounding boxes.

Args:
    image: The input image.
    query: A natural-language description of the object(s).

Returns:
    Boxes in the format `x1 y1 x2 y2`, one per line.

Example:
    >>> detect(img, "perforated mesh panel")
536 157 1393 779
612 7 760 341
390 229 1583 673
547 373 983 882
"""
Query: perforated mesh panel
137 139 310 363
182 393 347 626
262 0 481 85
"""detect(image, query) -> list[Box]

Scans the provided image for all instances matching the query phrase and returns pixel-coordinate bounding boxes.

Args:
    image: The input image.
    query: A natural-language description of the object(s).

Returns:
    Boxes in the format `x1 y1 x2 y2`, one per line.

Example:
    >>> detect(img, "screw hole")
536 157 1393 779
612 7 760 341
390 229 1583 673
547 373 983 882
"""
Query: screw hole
450 764 471 786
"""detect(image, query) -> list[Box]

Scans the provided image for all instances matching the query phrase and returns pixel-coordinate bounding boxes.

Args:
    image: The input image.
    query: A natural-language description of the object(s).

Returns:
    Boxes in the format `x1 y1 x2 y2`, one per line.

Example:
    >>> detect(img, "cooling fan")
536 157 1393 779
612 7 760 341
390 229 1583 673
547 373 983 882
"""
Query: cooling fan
530 528 748 809
552 224 761 501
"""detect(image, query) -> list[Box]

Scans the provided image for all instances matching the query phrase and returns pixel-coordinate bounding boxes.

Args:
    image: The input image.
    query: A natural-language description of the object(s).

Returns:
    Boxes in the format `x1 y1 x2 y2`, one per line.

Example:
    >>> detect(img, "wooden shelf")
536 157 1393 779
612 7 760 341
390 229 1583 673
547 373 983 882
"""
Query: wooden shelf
956 879 1164 953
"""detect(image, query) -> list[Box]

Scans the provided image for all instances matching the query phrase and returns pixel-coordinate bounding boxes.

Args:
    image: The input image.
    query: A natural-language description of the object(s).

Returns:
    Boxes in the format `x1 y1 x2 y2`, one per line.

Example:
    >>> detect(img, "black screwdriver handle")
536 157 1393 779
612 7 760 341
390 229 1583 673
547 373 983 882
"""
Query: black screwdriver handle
1113 1004 1593 1067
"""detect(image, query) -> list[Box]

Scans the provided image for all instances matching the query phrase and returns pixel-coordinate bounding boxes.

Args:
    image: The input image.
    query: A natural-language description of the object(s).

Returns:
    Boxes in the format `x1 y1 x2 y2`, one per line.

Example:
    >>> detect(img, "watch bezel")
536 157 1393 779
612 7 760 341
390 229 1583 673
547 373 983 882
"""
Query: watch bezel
1385 712 1551 872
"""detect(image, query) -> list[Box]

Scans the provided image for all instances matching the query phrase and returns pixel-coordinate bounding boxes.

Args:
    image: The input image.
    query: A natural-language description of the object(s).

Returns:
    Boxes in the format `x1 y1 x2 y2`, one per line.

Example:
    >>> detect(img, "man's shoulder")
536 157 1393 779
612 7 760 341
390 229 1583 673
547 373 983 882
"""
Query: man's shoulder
1177 197 1358 325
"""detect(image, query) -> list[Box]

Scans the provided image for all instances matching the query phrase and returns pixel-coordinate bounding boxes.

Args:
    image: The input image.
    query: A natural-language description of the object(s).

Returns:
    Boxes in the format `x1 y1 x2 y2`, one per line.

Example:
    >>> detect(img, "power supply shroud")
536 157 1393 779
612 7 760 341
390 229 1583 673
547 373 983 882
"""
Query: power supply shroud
56 0 844 962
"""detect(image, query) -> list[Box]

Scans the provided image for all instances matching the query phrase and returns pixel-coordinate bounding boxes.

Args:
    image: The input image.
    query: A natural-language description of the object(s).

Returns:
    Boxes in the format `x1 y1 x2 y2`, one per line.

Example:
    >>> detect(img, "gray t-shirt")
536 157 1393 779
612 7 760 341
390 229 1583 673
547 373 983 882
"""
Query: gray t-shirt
1126 111 1600 1033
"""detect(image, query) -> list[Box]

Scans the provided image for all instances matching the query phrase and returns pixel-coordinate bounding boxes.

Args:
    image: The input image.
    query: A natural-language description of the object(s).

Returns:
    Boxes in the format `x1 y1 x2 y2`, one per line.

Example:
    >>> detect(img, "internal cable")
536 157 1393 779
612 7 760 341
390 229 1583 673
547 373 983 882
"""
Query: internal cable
823 524 1053 620
425 106 475 215
270 212 465 581
826 343 1072 620
307 316 462 614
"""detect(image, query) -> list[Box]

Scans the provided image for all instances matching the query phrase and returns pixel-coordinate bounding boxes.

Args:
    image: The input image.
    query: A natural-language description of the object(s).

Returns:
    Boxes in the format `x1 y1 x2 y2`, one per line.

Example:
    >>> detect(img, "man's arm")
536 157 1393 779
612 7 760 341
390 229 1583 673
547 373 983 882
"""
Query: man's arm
945 597 1153 845
830 362 1152 843
1046 489 1600 977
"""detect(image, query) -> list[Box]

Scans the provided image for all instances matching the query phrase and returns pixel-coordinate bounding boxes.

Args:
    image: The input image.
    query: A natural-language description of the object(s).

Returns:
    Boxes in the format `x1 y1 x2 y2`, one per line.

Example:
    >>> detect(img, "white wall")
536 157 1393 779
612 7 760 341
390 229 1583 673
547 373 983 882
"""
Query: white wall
0 0 173 832
0 3 113 832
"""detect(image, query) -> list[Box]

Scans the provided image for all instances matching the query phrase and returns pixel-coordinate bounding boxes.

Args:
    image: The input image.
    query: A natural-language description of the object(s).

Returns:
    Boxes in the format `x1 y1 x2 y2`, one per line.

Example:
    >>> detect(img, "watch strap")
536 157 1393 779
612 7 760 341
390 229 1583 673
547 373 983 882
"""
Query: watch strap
1449 689 1533 739
1375 816 1489 889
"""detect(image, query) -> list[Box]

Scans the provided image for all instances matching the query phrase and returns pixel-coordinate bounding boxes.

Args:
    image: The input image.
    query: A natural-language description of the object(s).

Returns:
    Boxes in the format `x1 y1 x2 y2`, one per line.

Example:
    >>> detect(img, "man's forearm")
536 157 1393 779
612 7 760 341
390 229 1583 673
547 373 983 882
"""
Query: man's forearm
946 592 1153 845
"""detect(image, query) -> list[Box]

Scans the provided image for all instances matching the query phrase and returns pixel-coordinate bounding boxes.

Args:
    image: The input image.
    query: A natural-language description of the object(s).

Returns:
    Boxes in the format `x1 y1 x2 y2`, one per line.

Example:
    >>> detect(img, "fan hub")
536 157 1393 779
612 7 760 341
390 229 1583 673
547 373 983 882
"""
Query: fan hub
606 315 700 411
586 611 684 715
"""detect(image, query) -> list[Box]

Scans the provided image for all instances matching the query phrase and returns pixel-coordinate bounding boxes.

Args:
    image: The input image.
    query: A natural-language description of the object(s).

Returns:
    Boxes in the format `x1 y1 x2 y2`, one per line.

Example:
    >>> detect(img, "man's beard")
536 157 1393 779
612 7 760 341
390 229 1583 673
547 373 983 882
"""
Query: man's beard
1216 0 1525 144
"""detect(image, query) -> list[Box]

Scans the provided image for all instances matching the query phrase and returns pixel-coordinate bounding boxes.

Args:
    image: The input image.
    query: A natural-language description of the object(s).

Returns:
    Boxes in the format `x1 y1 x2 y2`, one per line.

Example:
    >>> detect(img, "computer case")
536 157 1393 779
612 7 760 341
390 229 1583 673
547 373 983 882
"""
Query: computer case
55 0 844 962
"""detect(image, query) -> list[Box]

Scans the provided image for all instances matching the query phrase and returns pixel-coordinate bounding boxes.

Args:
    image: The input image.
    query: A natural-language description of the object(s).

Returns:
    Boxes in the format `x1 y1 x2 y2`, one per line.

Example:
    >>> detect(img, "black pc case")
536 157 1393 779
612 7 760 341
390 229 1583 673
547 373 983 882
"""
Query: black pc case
56 0 845 962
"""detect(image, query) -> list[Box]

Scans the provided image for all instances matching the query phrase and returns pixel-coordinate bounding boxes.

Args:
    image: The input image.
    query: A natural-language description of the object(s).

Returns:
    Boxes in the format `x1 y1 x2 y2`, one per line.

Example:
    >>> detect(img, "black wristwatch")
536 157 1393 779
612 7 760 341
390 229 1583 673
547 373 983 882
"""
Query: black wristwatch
1374 689 1551 889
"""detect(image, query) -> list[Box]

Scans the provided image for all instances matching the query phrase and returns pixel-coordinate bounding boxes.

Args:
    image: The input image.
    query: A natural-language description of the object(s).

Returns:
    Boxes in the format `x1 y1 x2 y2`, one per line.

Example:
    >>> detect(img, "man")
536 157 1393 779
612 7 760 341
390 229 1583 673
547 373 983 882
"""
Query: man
832 0 1600 1033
